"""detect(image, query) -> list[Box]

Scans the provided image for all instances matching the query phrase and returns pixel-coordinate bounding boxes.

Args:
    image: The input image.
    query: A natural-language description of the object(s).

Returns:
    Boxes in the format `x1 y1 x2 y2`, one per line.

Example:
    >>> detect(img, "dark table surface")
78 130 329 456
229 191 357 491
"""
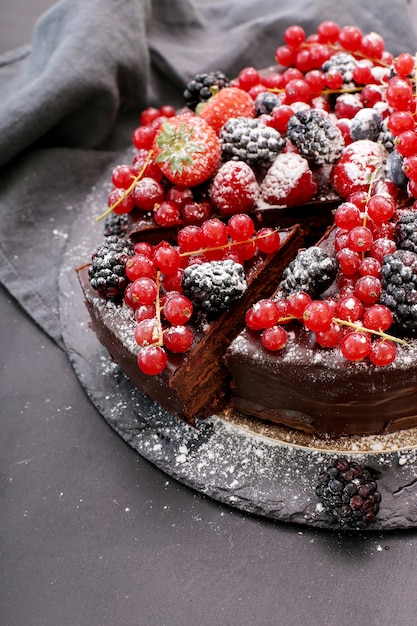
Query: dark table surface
2 3 417 626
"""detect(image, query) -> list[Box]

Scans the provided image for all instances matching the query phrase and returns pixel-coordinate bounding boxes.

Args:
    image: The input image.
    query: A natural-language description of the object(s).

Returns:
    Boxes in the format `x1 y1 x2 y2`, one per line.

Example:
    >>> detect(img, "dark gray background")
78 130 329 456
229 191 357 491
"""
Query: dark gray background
2 2 417 625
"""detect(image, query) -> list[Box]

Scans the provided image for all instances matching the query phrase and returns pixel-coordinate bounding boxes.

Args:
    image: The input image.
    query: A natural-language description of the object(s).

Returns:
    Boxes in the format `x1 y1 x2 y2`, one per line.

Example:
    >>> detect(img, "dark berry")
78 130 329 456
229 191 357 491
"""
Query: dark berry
316 457 381 528
322 52 358 83
103 212 129 237
350 108 382 142
386 150 408 187
394 211 417 254
220 116 285 167
183 71 230 111
254 91 281 116
181 260 247 314
286 109 344 165
380 249 417 330
280 246 339 296
88 235 134 300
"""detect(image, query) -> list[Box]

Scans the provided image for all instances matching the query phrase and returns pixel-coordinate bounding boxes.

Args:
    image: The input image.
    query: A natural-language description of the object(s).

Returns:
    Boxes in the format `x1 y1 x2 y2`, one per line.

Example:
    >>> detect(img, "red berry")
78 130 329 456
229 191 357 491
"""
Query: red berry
227 214 255 241
163 325 194 353
130 277 158 306
107 188 135 214
134 318 160 346
209 161 259 216
347 226 373 253
246 299 280 330
177 225 205 253
163 293 193 325
340 331 372 362
287 291 312 318
302 300 332 332
238 66 261 91
337 295 364 322
153 244 181 274
363 304 393 331
199 87 255 135
336 248 361 276
201 218 228 248
354 275 382 305
125 254 156 281
153 201 181 228
256 228 280 254
137 345 167 375
132 177 165 212
261 325 288 351
315 321 343 348
334 202 362 230
284 25 306 48
369 339 397 366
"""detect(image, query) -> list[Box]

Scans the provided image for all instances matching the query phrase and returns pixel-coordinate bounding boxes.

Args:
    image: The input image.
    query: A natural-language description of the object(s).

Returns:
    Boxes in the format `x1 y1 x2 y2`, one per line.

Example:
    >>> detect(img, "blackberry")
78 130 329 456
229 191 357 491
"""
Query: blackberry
104 212 129 237
394 211 417 254
183 71 230 111
316 458 381 529
254 91 281 116
380 249 417 331
220 116 285 167
280 246 338 296
322 52 358 83
88 235 134 300
181 260 247 314
286 109 344 165
350 108 382 142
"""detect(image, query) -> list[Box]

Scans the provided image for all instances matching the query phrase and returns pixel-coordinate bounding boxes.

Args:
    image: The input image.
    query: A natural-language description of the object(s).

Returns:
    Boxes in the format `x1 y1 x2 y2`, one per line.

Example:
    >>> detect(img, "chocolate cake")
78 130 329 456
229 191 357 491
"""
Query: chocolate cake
225 226 417 438
78 225 302 424
75 21 417 528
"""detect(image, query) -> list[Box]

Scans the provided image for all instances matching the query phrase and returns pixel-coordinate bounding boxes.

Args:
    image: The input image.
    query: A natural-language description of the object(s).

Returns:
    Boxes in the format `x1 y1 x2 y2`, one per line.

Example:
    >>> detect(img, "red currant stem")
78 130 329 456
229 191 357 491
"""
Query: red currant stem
332 317 408 345
179 229 279 258
95 150 154 222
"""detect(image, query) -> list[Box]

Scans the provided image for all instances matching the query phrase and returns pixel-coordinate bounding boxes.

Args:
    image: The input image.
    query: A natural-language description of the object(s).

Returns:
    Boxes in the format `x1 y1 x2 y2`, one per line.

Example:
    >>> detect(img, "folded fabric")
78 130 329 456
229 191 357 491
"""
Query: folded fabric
0 0 416 347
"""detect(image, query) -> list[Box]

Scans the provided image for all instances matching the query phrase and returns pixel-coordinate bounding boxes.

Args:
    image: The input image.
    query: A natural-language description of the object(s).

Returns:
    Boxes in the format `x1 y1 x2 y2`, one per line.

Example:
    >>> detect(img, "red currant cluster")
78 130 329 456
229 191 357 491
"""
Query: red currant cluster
122 214 280 375
246 171 415 366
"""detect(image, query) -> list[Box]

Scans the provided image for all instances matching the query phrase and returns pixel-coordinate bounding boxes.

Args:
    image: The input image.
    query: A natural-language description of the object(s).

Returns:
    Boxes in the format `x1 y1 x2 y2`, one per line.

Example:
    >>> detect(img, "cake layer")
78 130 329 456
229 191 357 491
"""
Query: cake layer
226 323 417 437
78 225 303 424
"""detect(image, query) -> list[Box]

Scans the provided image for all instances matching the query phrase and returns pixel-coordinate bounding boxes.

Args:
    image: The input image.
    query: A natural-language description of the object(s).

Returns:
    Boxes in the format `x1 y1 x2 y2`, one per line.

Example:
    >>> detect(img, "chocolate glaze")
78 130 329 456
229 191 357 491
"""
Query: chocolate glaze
225 229 417 438
78 226 303 425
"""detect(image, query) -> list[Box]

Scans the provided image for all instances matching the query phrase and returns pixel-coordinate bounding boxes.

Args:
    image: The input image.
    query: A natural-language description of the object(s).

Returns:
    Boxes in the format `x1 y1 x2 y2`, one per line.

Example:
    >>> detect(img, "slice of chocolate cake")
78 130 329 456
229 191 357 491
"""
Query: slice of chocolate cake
78 225 302 424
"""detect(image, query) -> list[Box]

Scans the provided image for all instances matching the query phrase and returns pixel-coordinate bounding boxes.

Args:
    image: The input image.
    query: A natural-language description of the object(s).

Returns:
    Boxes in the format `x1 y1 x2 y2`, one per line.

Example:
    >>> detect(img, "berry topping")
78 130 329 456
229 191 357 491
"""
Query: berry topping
286 109 344 165
260 152 318 207
349 108 383 143
330 140 388 199
152 115 221 186
280 246 339 296
181 260 247 314
394 211 417 254
219 116 285 167
322 52 358 83
209 160 259 216
198 87 256 135
103 212 128 237
183 71 230 111
316 458 381 528
88 236 134 300
380 249 417 331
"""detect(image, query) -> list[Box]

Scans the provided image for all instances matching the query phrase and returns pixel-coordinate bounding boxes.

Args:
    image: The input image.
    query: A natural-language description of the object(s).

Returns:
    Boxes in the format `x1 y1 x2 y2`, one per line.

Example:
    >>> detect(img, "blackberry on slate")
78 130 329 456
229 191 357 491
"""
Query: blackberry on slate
181 260 247 314
380 249 417 330
394 211 417 253
104 212 129 237
280 246 338 296
183 71 230 111
286 109 344 165
88 235 134 300
220 116 285 167
316 458 381 529
322 52 358 82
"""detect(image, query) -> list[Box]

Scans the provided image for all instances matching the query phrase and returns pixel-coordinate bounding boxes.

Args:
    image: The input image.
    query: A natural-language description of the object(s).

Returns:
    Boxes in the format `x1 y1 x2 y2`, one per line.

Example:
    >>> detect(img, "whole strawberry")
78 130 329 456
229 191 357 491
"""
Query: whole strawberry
199 87 255 134
153 115 221 187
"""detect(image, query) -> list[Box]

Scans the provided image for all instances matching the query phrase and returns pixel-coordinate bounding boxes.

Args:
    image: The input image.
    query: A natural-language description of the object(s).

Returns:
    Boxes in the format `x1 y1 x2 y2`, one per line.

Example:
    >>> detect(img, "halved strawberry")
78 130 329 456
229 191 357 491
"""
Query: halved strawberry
152 115 221 187
198 87 256 134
